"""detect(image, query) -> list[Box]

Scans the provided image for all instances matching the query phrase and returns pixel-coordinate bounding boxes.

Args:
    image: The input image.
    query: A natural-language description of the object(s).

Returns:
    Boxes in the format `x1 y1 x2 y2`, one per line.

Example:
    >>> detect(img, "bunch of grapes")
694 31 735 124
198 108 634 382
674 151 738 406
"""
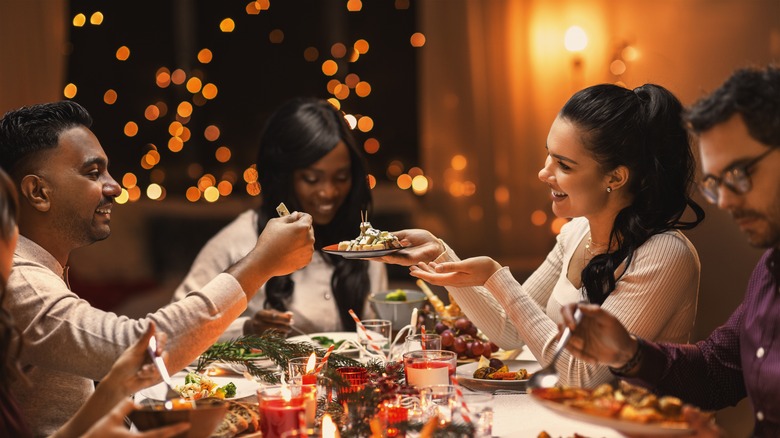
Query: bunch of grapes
434 316 499 360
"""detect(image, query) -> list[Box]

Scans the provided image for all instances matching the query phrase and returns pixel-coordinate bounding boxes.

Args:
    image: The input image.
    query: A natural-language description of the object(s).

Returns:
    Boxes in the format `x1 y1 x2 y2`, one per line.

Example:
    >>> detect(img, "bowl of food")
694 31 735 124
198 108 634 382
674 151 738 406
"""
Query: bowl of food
369 289 427 329
129 398 228 438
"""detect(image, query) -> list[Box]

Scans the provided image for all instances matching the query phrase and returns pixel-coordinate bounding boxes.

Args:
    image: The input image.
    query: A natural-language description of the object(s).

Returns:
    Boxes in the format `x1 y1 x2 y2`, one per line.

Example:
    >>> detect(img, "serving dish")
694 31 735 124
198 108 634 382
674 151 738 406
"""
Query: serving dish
322 244 403 259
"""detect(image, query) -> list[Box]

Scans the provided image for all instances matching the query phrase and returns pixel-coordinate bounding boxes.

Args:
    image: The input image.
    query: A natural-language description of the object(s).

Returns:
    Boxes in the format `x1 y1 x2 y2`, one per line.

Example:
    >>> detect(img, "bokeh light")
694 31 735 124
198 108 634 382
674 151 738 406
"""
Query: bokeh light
63 83 78 99
103 89 117 104
215 146 231 163
564 26 588 52
410 32 426 47
116 46 130 61
220 18 236 32
197 48 213 63
90 12 104 25
451 154 467 170
531 210 548 226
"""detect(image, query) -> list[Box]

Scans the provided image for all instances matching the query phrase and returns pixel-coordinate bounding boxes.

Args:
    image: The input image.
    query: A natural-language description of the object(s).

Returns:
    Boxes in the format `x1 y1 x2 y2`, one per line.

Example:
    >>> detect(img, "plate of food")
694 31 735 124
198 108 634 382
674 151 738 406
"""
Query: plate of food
139 372 260 402
323 216 405 259
530 382 695 436
456 358 542 392
288 331 360 355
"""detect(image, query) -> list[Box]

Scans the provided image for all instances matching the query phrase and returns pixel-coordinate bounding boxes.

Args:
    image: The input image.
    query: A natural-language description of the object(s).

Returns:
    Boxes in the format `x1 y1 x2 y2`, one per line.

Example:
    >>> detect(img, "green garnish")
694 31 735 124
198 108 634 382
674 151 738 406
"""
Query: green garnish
385 289 407 301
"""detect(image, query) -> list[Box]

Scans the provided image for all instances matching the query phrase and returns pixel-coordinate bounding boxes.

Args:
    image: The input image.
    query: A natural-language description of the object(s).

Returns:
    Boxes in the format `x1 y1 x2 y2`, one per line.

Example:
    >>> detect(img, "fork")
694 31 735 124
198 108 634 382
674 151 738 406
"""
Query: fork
147 335 182 409
527 308 583 390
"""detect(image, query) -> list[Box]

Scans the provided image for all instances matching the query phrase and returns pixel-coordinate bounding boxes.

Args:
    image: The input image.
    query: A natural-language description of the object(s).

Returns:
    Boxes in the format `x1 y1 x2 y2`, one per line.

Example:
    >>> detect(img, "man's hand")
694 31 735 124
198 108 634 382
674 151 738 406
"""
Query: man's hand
560 303 637 369
102 322 165 397
408 256 502 287
256 212 315 277
373 229 445 266
245 309 293 336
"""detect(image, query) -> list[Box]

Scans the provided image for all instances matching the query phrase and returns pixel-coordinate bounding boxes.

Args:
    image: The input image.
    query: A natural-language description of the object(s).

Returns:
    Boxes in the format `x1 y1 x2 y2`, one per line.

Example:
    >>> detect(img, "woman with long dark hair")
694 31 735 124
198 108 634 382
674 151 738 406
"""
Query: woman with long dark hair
173 97 386 336
381 83 705 387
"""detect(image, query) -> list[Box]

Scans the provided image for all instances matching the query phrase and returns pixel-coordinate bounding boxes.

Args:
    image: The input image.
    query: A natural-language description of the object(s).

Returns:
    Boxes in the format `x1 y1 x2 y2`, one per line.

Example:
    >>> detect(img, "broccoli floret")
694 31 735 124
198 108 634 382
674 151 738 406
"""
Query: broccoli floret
220 382 237 398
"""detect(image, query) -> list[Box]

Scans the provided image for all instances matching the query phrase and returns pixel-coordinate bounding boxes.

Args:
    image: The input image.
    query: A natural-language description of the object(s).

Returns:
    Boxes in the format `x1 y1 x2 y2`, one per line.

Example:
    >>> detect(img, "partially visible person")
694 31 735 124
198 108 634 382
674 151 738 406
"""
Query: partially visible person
173 97 387 337
380 83 705 387
560 65 780 437
0 167 188 438
0 100 314 435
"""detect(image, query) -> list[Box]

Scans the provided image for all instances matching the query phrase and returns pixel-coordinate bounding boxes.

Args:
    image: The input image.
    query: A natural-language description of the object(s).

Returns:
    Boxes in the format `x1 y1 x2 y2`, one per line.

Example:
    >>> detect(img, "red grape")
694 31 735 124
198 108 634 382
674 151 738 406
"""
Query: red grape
470 340 485 357
454 317 472 332
440 330 455 347
434 322 448 334
452 336 467 354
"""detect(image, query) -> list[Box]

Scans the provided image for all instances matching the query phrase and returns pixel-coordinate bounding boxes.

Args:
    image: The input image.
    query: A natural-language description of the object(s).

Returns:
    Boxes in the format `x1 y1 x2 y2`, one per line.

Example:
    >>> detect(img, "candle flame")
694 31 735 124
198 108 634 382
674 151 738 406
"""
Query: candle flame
322 414 340 438
306 352 317 374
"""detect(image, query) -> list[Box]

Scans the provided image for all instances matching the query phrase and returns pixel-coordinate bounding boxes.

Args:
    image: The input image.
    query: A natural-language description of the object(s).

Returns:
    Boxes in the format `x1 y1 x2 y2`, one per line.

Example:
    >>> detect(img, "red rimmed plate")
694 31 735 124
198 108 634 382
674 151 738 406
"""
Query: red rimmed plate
322 243 404 259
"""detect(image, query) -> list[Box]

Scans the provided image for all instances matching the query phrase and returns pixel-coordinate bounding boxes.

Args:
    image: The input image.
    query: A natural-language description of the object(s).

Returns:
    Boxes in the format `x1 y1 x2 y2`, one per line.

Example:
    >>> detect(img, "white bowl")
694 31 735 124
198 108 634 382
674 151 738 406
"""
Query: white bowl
369 289 427 329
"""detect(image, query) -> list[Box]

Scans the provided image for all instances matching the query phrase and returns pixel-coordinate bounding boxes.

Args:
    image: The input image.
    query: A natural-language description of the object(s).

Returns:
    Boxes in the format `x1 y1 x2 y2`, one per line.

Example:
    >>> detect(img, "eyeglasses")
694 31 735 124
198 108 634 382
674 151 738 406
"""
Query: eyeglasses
699 148 776 204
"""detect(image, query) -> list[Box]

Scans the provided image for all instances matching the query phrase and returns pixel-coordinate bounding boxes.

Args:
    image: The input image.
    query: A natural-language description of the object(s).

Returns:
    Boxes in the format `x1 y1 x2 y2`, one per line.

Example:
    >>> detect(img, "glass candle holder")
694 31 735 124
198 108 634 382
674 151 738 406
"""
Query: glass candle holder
335 366 367 405
356 319 392 360
257 384 305 438
403 350 457 387
403 333 442 354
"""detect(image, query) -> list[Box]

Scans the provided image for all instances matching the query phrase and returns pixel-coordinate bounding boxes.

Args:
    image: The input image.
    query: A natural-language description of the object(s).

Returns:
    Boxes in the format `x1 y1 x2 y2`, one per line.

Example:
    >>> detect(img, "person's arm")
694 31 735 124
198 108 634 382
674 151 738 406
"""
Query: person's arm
490 231 701 387
51 323 189 438
12 213 314 379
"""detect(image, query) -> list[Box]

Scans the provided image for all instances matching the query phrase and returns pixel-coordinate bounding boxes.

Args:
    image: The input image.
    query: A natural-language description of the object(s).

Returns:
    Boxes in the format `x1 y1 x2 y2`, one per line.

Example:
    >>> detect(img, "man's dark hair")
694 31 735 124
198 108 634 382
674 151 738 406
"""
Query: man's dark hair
0 101 93 180
685 65 780 147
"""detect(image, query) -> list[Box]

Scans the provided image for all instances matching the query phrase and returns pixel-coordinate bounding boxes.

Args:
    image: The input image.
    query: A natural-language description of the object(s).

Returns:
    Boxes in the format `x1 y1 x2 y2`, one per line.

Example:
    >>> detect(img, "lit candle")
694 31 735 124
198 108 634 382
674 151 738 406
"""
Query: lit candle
302 352 318 385
301 353 317 427
321 414 340 438
403 350 457 388
258 383 305 438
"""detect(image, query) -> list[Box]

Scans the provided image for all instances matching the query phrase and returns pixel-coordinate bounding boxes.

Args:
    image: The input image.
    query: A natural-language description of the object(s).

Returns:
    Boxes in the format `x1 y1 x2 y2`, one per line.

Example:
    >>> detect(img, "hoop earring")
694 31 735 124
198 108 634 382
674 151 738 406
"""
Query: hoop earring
606 187 613 193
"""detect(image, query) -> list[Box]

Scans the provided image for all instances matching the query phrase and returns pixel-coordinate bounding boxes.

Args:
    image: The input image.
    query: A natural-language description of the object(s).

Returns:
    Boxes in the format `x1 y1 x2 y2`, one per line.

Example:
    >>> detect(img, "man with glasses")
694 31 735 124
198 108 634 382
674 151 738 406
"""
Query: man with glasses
559 65 780 437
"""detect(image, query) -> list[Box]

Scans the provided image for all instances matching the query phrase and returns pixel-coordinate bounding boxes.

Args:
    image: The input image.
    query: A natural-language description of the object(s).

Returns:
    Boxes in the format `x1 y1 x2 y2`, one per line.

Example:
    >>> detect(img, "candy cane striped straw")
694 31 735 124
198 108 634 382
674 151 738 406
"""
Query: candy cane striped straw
451 376 472 424
348 309 386 359
315 344 335 374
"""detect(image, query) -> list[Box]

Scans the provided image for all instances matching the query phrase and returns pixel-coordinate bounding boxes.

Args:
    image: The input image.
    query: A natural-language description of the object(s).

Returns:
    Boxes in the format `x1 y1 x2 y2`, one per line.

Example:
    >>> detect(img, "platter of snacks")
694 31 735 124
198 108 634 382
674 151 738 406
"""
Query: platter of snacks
324 214 404 259
139 372 260 402
530 381 696 436
456 357 542 392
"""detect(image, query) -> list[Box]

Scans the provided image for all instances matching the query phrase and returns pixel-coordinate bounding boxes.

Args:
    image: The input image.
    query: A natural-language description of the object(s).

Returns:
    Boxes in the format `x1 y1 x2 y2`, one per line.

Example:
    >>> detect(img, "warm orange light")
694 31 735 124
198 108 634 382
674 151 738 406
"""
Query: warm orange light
462 181 476 196
622 45 640 62
145 105 160 121
204 186 220 202
321 60 338 76
551 217 569 234
269 29 284 43
303 47 319 62
257 0 270 10
451 154 467 170
355 81 371 97
217 180 233 196
169 121 184 137
397 174 413 190
494 186 510 205
202 83 218 99
322 414 340 438
357 116 373 132
354 39 369 54
564 26 588 52
334 84 350 100
186 77 203 93
411 175 429 195
90 12 104 25
243 166 259 183
63 84 78 99
347 0 362 12
387 160 404 178
610 60 626 76
220 18 236 32
408 167 423 178
305 353 317 374
367 174 376 189
327 79 341 94
122 173 137 189
449 181 464 197
156 70 171 88
215 146 231 163
180 127 191 142
177 101 193 118
171 69 186 85
124 121 139 137
246 1 260 15
247 181 261 196
204 125 221 141
198 48 213 63
103 89 118 105
531 210 547 226
327 98 341 110
115 188 129 204
410 32 426 47
73 13 86 27
116 46 130 61
345 73 360 88
168 137 184 152
186 187 202 202
331 43 347 58
364 138 380 154
127 185 142 202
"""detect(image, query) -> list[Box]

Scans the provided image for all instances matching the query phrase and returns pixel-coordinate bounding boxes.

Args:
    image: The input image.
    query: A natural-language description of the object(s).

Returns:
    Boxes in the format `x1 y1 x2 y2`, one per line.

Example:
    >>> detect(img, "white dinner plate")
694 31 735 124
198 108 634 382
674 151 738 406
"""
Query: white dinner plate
456 359 542 392
138 373 260 401
288 331 360 355
530 393 694 436
322 244 404 259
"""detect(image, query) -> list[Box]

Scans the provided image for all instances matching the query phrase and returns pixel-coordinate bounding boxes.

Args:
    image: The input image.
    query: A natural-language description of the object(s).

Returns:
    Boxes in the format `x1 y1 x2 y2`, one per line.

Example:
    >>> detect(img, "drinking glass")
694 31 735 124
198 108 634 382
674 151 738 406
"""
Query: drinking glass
403 333 442 354
356 319 392 360
403 350 457 387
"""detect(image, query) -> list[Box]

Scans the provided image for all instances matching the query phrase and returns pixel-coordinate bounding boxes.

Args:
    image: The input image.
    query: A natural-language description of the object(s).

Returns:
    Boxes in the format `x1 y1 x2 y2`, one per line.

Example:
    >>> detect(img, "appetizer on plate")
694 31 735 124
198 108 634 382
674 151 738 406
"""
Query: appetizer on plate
472 357 531 380
337 214 403 251
175 372 237 400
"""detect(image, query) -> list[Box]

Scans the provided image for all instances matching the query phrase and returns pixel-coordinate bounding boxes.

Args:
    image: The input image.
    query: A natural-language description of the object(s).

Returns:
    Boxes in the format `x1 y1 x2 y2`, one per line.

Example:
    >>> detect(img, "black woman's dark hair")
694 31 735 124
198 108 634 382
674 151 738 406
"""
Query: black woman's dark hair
560 84 705 305
685 65 780 146
0 166 21 389
0 100 93 181
255 98 372 330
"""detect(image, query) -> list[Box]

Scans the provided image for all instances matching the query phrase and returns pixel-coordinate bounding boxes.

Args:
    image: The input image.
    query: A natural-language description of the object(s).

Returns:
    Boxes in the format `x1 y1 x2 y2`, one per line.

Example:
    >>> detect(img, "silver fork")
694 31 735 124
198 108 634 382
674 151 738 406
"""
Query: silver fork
527 308 583 390
147 335 182 409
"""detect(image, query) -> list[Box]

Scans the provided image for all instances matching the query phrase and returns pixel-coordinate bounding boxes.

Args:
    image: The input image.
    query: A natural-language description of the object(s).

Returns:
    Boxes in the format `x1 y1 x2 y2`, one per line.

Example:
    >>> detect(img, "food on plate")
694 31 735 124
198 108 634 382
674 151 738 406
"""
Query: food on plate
434 314 499 360
211 400 261 438
472 357 531 380
532 381 694 425
310 335 347 349
384 289 408 301
337 216 403 251
276 202 290 217
175 372 237 400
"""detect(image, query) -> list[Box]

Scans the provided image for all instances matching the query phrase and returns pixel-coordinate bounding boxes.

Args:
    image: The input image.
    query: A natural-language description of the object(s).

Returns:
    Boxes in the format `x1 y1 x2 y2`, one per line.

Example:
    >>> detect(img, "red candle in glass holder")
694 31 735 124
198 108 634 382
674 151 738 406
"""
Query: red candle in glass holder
258 386 305 438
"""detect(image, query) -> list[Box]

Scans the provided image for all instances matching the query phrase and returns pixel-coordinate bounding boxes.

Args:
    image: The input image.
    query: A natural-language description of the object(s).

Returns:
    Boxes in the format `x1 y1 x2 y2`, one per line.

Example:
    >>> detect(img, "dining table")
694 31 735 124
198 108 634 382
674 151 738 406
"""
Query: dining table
134 345 626 437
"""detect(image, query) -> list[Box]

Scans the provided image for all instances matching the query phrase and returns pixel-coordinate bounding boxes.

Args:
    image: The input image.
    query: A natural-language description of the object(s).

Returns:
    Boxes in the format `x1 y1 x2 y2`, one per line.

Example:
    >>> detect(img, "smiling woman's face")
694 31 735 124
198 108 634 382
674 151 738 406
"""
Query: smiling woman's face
292 141 353 225
537 116 612 220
